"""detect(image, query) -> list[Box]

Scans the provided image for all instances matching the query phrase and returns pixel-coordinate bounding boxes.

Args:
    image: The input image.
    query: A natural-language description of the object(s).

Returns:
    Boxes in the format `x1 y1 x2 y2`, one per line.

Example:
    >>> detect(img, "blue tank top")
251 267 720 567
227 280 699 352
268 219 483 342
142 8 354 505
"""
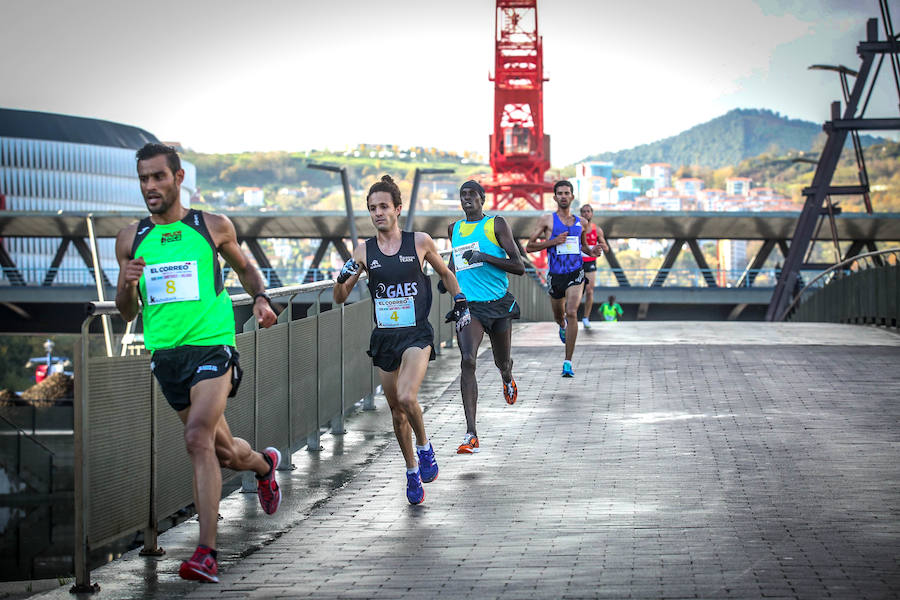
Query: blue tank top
451 216 508 302
547 212 584 275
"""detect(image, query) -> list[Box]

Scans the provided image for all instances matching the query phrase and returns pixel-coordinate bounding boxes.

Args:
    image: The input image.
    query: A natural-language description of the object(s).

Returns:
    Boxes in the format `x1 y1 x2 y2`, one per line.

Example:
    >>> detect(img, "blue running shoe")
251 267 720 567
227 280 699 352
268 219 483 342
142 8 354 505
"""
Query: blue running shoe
558 321 567 343
562 360 575 377
406 470 425 504
417 443 439 483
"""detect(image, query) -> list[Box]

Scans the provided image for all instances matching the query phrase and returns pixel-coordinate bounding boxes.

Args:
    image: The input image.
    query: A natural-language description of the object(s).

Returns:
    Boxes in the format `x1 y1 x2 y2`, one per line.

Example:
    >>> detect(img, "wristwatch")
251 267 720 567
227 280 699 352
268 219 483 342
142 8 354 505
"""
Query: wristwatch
253 292 272 307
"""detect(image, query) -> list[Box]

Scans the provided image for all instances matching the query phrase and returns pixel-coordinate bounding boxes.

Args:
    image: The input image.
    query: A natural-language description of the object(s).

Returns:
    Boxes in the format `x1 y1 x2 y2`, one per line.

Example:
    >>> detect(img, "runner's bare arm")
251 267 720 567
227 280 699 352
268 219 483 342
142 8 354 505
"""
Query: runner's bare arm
525 214 566 252
579 216 602 257
333 243 367 304
206 213 277 328
417 232 462 297
446 222 456 273
596 226 611 253
482 216 525 275
114 224 142 322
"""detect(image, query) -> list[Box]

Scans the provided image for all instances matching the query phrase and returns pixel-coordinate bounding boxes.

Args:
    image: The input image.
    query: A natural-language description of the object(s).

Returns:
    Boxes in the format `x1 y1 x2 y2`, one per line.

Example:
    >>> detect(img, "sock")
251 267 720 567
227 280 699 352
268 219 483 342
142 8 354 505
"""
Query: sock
416 441 432 452
255 451 274 480
407 466 420 475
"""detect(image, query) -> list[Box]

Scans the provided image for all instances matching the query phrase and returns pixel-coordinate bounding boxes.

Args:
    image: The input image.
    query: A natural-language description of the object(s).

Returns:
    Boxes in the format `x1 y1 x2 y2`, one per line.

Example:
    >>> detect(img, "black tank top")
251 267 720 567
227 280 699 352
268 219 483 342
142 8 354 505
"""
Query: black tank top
365 231 432 330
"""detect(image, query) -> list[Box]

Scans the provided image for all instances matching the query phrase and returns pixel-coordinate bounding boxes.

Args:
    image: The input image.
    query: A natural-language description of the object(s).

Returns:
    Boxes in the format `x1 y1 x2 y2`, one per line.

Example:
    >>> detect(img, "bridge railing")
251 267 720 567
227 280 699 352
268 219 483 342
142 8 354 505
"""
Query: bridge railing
4 265 798 289
70 265 548 590
781 249 900 325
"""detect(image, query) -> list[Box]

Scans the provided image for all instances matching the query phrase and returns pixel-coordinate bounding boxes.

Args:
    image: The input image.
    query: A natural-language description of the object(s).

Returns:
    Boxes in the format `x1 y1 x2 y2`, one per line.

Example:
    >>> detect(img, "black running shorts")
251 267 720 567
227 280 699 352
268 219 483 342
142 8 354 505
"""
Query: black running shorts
151 345 242 411
467 291 520 334
368 323 435 372
547 269 585 299
582 261 597 273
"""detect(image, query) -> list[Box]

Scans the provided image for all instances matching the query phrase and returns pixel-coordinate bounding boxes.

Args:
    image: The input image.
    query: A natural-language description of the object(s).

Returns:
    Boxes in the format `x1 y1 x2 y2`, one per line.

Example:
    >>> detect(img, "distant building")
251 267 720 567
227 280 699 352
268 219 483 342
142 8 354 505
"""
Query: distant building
239 187 265 207
726 177 751 196
616 176 656 196
717 239 748 286
574 161 614 204
0 109 196 284
675 177 704 197
698 188 726 211
640 163 671 190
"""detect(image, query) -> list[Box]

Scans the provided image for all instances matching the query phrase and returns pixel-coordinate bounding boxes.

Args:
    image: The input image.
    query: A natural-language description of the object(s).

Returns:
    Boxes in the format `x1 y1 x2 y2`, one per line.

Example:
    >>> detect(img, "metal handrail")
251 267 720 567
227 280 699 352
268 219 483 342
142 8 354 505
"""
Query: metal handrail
778 248 900 320
0 412 56 456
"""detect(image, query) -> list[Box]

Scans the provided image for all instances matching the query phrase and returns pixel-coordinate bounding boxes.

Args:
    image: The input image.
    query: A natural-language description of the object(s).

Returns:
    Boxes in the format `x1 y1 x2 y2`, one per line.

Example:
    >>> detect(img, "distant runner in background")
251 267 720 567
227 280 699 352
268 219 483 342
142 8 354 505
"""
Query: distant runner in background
333 175 471 504
578 204 605 329
526 180 608 378
115 143 281 584
444 180 524 454
600 295 624 322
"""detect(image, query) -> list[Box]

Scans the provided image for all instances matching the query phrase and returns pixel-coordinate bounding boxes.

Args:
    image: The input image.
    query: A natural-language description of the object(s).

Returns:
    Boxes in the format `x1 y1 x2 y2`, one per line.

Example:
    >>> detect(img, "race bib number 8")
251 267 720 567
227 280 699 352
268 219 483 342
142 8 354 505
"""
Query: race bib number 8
453 241 482 271
557 235 581 255
145 260 200 305
375 297 416 328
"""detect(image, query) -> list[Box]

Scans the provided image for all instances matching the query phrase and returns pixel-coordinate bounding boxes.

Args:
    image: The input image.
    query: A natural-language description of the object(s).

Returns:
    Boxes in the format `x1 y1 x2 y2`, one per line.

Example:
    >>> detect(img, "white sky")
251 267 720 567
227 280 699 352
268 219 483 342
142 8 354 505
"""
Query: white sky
1 0 896 165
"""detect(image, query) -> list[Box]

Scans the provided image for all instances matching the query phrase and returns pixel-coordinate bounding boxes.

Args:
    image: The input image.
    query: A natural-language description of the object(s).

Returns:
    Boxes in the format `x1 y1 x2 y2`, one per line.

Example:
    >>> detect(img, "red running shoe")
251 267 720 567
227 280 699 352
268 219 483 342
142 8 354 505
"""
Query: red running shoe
503 378 517 405
179 545 218 583
257 447 282 515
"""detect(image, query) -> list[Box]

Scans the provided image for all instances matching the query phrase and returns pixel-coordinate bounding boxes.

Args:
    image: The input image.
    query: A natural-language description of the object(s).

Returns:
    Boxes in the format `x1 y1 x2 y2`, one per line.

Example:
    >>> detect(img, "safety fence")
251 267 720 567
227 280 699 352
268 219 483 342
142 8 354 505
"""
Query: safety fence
782 249 900 327
71 267 550 591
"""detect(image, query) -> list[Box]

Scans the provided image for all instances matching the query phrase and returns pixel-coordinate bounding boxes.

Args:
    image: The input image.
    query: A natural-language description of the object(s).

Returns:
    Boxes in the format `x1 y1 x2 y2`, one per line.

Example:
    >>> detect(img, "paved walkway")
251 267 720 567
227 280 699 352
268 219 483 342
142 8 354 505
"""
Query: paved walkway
44 322 900 599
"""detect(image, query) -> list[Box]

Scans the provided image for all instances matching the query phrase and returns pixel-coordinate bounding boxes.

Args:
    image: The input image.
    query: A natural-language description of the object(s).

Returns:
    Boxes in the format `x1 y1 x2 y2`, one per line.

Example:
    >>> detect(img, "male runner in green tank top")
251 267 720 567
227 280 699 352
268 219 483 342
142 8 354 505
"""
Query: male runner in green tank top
115 143 280 583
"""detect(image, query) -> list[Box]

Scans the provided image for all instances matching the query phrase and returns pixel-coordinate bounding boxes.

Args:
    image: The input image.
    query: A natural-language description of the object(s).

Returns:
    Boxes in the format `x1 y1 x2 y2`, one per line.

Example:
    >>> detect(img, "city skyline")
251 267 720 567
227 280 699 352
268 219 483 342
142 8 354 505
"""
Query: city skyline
0 0 895 165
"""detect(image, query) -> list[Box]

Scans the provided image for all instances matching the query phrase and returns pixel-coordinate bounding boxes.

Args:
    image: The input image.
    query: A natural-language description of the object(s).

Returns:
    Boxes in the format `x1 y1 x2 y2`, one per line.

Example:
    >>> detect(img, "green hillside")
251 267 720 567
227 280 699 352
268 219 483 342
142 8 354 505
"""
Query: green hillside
583 108 883 171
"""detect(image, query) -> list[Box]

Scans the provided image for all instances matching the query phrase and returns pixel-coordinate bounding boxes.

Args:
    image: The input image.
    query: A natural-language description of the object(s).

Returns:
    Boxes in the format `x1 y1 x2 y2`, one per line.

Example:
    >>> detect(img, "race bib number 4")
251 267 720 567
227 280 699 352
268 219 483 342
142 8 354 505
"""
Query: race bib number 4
453 241 482 271
557 235 581 255
375 296 416 328
144 260 200 305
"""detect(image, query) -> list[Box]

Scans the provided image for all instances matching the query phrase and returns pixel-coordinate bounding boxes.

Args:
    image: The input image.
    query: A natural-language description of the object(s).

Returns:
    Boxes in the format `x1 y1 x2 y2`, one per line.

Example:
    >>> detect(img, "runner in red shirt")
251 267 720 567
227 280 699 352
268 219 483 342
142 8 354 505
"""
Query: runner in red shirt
579 204 602 329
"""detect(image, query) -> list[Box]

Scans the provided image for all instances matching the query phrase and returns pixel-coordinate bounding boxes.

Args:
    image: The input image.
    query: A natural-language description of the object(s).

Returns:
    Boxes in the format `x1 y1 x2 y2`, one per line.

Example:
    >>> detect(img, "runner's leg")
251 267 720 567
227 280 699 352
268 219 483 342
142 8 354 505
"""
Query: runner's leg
378 345 432 469
486 320 514 384
551 295 566 329
178 372 230 550
563 284 581 361
179 368 272 549
458 317 486 436
583 270 596 322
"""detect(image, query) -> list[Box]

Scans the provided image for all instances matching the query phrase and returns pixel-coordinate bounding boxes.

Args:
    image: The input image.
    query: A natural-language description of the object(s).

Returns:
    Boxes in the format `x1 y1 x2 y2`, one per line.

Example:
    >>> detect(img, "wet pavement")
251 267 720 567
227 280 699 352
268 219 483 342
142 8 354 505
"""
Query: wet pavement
30 322 900 599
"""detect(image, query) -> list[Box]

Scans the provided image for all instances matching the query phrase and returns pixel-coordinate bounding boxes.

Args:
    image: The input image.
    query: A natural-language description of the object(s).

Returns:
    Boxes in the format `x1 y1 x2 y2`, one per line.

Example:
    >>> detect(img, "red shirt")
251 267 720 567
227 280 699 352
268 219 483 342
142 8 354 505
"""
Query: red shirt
582 223 598 263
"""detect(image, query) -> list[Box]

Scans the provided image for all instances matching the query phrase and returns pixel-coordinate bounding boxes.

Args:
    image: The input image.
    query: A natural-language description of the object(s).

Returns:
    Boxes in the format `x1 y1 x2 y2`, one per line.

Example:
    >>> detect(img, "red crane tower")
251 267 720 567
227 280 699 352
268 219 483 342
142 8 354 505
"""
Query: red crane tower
483 0 553 210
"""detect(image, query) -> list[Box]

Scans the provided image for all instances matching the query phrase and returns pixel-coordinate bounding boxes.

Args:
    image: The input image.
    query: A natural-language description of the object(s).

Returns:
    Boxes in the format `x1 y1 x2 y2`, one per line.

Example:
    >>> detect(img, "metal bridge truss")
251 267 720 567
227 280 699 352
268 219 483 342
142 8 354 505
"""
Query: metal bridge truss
768 7 900 320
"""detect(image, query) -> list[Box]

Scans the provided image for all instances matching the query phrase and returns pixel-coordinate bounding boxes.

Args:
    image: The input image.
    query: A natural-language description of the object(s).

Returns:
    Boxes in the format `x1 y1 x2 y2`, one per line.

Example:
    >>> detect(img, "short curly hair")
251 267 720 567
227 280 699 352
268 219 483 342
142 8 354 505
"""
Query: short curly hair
367 174 402 207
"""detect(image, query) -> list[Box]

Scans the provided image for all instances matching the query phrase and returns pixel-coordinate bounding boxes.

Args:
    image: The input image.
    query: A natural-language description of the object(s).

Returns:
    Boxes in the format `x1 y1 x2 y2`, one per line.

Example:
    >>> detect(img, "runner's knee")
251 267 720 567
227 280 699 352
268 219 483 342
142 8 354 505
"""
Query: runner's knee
460 352 477 373
184 424 215 457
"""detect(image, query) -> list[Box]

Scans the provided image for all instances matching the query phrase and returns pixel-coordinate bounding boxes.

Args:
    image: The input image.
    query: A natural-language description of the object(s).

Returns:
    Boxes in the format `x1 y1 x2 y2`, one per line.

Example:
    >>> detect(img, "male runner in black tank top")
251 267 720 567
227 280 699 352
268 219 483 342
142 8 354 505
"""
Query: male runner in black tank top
333 175 471 505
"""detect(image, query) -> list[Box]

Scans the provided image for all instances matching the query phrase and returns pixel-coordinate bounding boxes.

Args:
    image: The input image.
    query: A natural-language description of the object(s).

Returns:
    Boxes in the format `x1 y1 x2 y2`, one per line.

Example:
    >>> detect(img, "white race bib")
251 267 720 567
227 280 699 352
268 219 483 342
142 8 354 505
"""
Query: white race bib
453 241 482 271
557 235 581 255
375 297 416 328
144 260 200 305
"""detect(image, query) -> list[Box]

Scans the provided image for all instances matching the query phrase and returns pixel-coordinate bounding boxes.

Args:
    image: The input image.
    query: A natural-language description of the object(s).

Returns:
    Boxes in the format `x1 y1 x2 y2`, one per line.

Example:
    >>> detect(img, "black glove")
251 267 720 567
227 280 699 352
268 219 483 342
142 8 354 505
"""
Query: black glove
444 293 471 332
437 279 447 294
336 258 359 284
461 249 485 265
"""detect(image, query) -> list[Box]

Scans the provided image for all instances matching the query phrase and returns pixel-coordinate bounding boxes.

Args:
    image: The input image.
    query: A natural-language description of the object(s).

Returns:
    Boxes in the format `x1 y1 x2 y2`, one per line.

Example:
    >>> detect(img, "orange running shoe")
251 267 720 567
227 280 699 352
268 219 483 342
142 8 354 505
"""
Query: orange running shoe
503 378 517 405
457 433 480 454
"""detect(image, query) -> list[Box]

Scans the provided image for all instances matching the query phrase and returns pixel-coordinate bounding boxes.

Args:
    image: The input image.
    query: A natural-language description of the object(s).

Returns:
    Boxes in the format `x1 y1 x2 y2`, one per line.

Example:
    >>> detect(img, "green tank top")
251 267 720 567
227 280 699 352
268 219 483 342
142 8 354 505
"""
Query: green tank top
131 209 236 351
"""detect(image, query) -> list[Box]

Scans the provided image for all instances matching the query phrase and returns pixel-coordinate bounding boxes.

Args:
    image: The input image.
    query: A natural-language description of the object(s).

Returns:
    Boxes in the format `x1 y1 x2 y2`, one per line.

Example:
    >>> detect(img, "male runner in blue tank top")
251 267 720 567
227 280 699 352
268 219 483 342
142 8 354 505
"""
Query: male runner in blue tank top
443 180 524 454
333 175 471 505
526 180 609 377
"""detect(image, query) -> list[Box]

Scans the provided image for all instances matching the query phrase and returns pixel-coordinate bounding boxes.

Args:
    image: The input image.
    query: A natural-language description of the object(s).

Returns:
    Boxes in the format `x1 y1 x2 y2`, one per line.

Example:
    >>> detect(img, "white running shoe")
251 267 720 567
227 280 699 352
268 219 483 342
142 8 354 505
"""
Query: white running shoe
582 317 591 329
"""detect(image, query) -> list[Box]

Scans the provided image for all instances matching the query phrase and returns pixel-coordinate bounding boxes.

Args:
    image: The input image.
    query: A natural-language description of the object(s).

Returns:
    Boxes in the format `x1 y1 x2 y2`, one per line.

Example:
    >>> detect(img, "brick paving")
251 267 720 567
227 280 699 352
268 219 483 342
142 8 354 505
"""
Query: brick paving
46 322 900 599
186 323 900 600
